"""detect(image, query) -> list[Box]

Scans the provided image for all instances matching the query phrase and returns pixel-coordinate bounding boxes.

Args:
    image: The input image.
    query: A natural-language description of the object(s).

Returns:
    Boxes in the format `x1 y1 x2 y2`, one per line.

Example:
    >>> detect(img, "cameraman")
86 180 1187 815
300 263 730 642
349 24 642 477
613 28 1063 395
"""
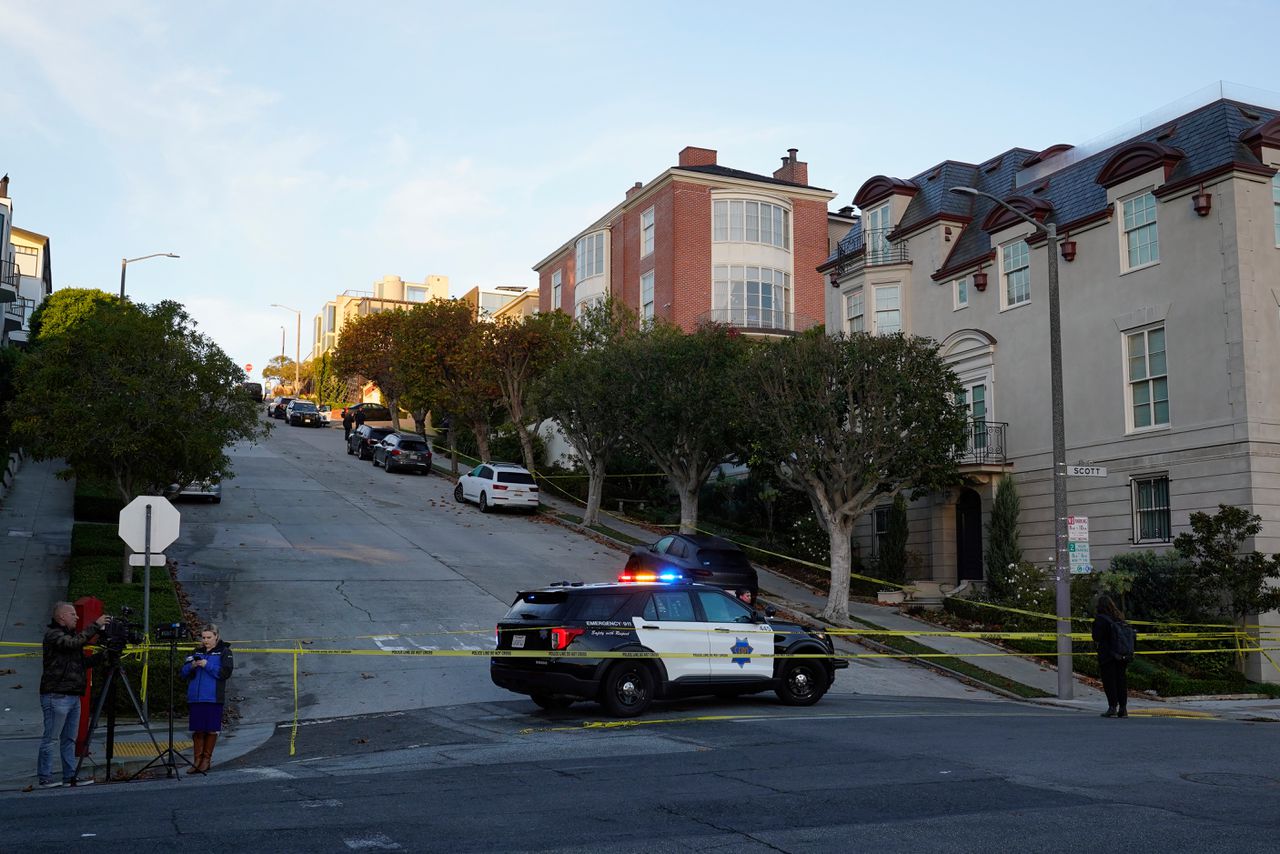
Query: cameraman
38 602 109 788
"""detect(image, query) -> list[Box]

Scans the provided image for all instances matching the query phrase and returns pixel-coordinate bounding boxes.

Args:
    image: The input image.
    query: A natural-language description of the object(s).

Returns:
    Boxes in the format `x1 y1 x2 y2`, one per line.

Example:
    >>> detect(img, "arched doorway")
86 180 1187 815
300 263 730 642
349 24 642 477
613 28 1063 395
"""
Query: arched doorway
955 488 984 581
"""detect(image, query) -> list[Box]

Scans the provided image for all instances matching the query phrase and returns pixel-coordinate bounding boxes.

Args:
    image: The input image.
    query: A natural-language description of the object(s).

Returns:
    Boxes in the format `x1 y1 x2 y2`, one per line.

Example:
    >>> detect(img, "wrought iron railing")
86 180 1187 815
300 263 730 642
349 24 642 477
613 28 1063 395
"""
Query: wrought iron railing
1 257 18 288
832 227 909 276
959 420 1008 465
697 308 821 334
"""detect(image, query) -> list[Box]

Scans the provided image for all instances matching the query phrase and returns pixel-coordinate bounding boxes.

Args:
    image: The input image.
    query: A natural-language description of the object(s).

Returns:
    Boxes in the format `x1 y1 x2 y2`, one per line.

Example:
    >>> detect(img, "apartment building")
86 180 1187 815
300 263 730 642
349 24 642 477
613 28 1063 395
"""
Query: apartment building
0 176 52 347
822 86 1280 677
311 274 449 358
461 285 529 320
533 147 838 335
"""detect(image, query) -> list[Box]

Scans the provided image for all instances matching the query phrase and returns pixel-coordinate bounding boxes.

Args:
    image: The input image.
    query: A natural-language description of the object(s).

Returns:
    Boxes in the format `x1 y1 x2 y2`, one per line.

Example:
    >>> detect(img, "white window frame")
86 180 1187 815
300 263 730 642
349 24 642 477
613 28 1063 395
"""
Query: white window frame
640 271 655 320
404 285 428 303
872 506 890 555
845 288 865 334
872 284 901 335
711 264 791 329
1125 323 1169 432
551 270 562 310
641 207 655 257
712 199 790 249
1000 239 1030 310
953 276 969 310
1131 474 1172 544
575 232 606 281
1120 190 1159 272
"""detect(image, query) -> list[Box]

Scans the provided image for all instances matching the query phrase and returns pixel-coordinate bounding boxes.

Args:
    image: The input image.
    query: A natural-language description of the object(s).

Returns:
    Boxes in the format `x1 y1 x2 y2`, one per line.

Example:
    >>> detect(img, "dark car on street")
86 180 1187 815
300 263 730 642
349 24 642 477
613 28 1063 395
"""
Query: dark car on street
342 402 393 425
622 534 759 603
267 396 294 419
286 400 325 427
491 581 845 717
372 433 433 474
347 425 393 460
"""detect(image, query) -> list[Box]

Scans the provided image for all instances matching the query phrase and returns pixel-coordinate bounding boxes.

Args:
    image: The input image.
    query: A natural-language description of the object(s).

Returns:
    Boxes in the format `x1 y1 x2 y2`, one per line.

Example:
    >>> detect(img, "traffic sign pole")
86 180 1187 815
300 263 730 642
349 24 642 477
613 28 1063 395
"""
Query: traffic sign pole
144 504 152 644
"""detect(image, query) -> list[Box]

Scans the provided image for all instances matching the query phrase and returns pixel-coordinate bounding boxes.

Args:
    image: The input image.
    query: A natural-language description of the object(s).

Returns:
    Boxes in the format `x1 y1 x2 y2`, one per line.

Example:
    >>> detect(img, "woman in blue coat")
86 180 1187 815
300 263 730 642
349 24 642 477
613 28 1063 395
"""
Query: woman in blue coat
180 624 234 773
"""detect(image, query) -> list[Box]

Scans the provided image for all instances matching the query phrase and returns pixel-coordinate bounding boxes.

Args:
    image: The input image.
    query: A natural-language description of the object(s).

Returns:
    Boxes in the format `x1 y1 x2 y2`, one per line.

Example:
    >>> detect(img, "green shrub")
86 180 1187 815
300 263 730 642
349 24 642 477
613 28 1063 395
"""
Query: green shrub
877 494 909 584
71 522 124 558
73 477 124 523
1107 550 1208 623
985 477 1023 591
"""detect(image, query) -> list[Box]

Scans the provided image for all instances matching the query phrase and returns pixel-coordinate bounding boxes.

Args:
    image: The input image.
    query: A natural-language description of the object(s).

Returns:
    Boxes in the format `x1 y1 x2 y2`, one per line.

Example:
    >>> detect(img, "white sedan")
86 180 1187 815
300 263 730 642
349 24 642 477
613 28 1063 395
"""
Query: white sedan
453 462 539 513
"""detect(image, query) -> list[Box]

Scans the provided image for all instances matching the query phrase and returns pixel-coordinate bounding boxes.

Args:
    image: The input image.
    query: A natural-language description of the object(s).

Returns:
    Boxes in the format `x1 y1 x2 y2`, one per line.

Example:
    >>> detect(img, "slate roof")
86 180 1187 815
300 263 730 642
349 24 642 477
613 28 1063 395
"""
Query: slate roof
676 163 831 192
825 99 1279 276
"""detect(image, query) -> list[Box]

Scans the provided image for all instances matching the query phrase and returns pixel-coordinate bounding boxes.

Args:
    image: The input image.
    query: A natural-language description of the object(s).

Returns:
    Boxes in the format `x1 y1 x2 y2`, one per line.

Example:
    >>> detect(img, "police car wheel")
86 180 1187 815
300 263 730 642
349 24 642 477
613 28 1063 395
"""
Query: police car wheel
530 693 574 711
600 662 654 717
775 660 827 706
454 483 465 502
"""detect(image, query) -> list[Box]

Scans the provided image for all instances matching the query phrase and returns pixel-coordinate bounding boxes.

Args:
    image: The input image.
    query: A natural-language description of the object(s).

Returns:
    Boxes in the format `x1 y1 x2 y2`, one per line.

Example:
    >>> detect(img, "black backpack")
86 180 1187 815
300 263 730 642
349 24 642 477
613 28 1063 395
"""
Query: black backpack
1110 619 1136 663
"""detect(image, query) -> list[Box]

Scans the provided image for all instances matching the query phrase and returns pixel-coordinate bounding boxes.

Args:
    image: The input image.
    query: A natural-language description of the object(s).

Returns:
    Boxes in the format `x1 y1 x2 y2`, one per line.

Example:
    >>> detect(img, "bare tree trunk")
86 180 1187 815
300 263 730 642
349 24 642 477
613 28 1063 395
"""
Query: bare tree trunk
448 420 459 478
583 459 606 527
515 421 537 473
473 425 491 463
389 395 402 432
678 480 700 534
822 515 856 623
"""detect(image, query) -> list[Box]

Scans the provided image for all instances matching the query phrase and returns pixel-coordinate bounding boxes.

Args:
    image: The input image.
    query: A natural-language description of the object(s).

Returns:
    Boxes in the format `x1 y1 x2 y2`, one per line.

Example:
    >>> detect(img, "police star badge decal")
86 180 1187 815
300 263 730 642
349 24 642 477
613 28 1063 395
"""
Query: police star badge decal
731 638 753 668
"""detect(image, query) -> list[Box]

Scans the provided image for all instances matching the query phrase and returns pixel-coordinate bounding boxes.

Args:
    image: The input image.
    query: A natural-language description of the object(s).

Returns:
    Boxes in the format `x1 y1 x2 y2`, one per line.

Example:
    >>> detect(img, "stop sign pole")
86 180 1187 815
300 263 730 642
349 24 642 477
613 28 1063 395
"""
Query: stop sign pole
118 496 181 641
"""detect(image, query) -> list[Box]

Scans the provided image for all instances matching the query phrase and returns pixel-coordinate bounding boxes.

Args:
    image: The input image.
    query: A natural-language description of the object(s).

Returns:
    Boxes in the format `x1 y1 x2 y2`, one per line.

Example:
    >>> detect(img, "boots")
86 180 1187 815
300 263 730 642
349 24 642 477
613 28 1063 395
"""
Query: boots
1101 706 1117 718
202 733 219 771
188 732 207 774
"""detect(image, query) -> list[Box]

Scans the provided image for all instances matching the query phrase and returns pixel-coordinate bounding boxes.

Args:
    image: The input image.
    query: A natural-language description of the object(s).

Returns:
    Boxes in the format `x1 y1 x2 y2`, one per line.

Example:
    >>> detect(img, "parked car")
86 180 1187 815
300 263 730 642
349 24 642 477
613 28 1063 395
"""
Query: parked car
267 396 294 419
490 581 844 716
165 480 222 504
372 433 434 474
241 382 264 402
454 462 539 513
286 400 324 427
621 534 759 603
347 425 394 460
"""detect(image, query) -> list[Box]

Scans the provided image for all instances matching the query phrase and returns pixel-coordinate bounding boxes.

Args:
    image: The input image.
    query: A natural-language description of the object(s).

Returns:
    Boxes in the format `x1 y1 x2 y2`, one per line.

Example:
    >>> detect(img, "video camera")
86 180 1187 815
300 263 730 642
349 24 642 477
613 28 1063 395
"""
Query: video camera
154 622 190 642
100 605 144 654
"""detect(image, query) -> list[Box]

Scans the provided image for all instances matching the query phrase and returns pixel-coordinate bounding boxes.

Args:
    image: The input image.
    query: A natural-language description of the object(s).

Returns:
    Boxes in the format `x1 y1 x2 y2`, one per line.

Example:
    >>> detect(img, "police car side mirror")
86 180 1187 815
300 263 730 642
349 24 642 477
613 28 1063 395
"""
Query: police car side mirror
763 606 777 619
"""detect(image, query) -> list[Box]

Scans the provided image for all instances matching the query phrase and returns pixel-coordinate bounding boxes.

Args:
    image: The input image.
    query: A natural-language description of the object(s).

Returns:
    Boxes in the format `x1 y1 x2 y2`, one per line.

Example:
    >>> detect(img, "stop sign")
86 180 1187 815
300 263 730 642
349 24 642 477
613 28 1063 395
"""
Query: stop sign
245 363 254 373
118 496 181 552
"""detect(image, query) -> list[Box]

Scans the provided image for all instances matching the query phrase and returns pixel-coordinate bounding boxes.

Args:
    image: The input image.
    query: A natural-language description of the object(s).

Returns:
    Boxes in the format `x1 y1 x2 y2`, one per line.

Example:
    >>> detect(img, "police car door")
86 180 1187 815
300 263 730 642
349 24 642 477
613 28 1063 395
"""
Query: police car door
695 590 773 681
631 589 711 682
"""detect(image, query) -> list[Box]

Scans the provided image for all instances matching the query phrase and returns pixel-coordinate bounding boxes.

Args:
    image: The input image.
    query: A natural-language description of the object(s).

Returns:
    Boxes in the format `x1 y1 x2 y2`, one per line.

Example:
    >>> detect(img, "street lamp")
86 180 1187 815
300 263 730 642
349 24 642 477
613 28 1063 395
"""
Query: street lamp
119 252 180 300
270 304 301 393
949 185 1072 700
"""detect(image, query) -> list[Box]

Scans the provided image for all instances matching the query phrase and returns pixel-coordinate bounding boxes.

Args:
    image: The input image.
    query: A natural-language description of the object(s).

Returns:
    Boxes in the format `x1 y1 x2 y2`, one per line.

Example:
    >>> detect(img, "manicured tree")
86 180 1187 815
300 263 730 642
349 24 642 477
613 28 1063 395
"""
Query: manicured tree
985 476 1023 599
1174 504 1280 621
10 298 265 582
332 310 408 430
878 493 910 583
533 299 635 527
611 321 750 534
490 311 574 473
27 287 118 341
746 330 968 622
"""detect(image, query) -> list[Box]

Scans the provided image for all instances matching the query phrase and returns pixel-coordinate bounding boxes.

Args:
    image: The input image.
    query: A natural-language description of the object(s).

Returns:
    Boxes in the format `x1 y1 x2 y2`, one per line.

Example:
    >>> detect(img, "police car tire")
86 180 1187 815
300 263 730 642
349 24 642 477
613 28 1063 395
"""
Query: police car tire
775 660 827 706
454 483 465 502
531 693 574 711
600 662 655 717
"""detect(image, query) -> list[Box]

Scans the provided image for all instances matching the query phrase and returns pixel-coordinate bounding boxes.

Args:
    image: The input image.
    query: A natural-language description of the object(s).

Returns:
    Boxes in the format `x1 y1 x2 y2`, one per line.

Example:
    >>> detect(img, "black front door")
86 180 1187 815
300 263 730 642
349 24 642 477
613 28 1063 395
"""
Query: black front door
956 489 984 581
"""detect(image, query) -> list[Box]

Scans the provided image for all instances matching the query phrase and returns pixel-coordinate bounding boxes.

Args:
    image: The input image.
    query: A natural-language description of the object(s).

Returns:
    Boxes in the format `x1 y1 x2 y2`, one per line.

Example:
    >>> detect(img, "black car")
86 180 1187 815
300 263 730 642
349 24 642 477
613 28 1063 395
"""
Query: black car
343 402 393 424
491 581 845 717
622 534 759 603
267 396 294 419
286 400 324 427
347 425 393 460
372 433 433 474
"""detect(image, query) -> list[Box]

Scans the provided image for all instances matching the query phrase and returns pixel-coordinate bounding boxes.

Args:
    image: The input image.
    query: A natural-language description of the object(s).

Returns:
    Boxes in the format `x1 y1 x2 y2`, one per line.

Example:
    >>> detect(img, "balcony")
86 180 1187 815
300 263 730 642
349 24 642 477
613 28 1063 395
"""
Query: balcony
697 308 821 336
831 227 909 279
1 258 18 288
959 420 1009 466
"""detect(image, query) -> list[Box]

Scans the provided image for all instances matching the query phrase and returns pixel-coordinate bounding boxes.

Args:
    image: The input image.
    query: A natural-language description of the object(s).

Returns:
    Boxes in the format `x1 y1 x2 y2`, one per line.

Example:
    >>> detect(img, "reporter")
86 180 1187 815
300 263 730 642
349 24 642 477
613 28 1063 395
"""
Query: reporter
38 602 109 788
180 625 234 774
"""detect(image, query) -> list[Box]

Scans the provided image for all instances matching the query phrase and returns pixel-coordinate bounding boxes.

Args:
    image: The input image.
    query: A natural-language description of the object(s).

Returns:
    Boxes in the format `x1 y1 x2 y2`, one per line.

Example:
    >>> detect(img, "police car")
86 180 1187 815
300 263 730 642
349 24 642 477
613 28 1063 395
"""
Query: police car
490 581 846 717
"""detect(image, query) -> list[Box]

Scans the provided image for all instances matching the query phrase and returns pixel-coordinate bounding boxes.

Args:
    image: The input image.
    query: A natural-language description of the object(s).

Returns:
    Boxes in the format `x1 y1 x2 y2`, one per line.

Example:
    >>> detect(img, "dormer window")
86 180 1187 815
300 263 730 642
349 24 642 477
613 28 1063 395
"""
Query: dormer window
1121 191 1159 270
864 202 892 263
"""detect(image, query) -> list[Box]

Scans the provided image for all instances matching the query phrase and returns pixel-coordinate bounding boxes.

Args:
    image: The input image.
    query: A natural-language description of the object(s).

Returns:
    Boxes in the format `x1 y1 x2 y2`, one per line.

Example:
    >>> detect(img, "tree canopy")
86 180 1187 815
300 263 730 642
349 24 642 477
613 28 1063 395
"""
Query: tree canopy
489 310 573 472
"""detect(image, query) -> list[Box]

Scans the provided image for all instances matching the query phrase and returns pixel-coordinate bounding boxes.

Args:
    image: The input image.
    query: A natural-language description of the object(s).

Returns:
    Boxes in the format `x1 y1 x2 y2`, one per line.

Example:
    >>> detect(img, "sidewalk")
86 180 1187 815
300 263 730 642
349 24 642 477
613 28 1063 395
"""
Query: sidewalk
520 467 1280 723
0 460 270 790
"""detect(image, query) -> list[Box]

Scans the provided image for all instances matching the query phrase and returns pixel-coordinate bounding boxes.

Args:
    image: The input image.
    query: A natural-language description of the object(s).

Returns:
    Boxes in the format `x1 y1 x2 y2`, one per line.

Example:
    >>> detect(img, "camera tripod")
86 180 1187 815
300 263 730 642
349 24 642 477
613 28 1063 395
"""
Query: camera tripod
132 628 197 779
75 649 163 782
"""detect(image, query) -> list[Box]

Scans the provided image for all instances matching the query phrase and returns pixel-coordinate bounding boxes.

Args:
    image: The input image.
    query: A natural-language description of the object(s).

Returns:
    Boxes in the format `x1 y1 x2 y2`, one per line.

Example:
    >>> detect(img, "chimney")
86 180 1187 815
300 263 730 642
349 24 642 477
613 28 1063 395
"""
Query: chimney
772 148 808 186
0 174 8 199
625 180 644 199
678 146 717 167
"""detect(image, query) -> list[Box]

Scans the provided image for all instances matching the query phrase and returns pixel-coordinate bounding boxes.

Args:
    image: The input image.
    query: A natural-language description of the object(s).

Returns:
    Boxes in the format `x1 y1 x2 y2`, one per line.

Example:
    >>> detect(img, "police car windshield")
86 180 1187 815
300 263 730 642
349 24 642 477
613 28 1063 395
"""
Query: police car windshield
507 591 568 620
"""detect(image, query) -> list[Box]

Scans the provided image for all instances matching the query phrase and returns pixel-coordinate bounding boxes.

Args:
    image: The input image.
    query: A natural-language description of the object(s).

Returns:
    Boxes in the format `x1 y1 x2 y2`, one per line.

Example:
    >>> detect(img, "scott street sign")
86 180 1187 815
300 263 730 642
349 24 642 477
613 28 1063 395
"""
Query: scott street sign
1067 465 1108 477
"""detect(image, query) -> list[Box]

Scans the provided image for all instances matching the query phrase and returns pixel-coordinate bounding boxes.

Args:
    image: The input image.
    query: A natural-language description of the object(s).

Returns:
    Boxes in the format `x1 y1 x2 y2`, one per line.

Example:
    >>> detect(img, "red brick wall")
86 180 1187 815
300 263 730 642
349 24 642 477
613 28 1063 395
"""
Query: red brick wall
670 181 713 331
537 248 573 314
615 185 672 319
790 198 830 327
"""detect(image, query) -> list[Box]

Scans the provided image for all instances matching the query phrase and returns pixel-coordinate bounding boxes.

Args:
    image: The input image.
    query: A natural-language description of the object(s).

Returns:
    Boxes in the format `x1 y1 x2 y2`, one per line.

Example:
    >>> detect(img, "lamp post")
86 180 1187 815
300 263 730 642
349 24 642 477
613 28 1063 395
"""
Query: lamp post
950 185 1072 700
271 304 302 393
119 252 180 300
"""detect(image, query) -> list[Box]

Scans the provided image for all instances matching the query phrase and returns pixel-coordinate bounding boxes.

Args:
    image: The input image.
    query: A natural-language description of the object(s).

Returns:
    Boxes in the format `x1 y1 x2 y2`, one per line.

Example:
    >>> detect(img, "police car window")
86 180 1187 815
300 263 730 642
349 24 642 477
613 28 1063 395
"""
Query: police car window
651 591 695 622
654 536 674 554
571 594 632 621
697 591 756 624
505 591 568 620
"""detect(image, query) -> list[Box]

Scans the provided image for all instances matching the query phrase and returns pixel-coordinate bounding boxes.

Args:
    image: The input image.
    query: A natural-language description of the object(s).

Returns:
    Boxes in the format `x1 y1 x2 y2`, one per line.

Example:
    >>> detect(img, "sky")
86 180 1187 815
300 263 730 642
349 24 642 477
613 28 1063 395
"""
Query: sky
2 0 1278 379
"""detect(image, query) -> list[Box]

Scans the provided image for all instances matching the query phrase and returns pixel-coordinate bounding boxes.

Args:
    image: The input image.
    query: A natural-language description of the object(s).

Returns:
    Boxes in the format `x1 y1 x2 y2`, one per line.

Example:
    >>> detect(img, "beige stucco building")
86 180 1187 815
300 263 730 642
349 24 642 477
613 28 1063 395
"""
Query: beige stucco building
311 274 449 359
823 88 1280 678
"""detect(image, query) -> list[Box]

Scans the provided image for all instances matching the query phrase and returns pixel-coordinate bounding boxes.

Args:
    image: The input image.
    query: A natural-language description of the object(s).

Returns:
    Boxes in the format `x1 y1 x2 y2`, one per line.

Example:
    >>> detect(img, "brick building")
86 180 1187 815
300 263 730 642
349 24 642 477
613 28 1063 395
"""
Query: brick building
533 147 837 335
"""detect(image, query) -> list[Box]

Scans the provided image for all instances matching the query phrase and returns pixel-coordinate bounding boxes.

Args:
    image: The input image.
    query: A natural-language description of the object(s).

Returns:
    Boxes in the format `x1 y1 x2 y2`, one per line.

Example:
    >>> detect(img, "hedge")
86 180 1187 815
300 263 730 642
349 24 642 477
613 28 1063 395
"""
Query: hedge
73 478 125 523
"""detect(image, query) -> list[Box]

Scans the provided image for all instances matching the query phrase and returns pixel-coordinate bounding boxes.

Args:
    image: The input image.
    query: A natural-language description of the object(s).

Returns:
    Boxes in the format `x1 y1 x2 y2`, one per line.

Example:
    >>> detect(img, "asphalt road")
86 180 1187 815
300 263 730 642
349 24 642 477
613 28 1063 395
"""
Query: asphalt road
5 695 1279 852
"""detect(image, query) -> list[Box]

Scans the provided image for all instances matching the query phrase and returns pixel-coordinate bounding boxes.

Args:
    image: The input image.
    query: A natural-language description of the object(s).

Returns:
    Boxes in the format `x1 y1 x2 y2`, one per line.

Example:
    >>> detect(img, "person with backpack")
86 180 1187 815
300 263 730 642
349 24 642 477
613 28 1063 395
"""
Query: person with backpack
1092 595 1135 718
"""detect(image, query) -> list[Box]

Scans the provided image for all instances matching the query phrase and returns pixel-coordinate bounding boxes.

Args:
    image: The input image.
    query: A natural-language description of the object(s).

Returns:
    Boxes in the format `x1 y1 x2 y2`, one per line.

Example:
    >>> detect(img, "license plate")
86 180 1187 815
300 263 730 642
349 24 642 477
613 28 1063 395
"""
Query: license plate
511 635 525 649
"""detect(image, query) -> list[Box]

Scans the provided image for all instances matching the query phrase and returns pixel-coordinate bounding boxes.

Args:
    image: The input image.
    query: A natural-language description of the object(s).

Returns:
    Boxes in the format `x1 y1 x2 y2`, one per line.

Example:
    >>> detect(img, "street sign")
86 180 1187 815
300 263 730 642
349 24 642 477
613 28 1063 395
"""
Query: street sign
1067 515 1089 541
128 553 167 567
1068 540 1092 574
1067 465 1108 477
245 363 254 373
118 496 180 553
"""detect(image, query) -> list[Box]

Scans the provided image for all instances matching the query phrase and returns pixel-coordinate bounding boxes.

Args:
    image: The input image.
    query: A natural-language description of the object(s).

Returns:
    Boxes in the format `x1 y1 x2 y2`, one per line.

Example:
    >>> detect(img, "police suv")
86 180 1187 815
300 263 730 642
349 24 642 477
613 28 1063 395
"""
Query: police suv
490 581 846 717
